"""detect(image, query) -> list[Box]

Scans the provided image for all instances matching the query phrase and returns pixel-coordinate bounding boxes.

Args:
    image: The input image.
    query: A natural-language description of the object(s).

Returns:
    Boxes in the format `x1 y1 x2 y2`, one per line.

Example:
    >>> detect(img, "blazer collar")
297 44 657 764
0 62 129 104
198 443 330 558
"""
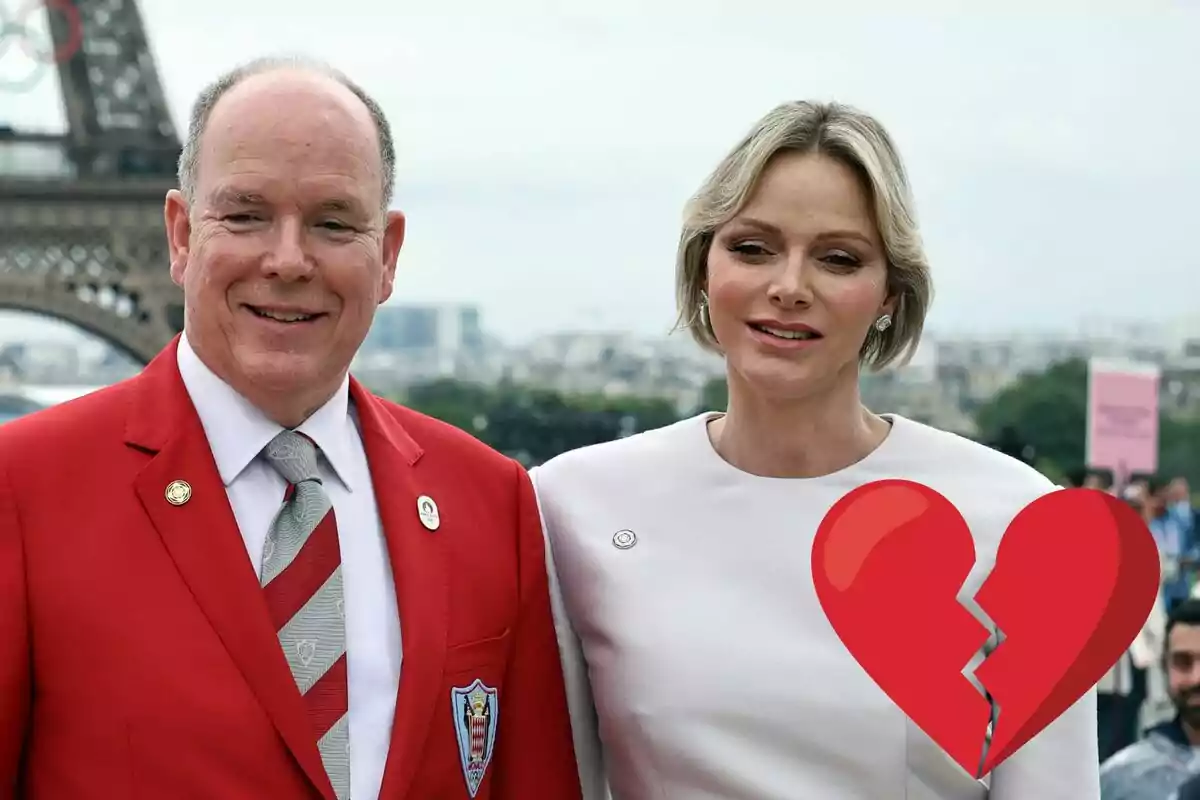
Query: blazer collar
125 335 421 468
125 335 429 800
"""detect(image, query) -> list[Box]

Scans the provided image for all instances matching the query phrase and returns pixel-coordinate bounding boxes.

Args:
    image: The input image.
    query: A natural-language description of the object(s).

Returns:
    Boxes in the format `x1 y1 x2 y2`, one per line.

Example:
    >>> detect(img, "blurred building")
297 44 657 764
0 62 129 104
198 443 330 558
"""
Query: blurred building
504 330 723 411
1161 335 1200 419
363 303 484 354
353 303 490 389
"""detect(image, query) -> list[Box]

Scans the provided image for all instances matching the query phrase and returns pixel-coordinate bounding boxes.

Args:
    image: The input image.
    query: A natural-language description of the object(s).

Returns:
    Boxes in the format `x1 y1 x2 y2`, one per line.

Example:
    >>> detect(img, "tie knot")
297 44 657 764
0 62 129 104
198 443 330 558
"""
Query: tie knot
262 429 322 485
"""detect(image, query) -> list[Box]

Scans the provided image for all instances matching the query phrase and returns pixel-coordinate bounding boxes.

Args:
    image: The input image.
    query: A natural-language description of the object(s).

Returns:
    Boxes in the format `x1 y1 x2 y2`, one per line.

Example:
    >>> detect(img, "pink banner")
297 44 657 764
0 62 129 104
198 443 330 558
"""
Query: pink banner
1085 358 1160 477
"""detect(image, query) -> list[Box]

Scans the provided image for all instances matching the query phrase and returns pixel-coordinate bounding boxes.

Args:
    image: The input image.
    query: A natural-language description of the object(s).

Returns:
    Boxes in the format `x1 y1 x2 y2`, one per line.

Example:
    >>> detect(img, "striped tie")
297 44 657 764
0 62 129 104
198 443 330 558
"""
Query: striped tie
260 430 350 799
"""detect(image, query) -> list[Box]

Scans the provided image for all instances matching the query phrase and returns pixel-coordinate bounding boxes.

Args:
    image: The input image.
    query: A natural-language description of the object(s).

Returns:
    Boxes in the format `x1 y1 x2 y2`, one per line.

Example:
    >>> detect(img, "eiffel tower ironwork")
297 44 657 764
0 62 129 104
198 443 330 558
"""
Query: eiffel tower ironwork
0 0 183 365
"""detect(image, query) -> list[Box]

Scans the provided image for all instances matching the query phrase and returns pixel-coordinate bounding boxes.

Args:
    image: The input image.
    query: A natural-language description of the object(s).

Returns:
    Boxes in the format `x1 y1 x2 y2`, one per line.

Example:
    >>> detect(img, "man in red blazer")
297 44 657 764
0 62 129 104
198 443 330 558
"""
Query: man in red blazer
0 56 582 800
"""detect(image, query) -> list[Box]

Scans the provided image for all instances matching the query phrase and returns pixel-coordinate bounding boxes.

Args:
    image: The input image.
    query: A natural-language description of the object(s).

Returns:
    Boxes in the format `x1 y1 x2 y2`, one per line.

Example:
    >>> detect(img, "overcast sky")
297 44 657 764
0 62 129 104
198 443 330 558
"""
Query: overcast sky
1 0 1197 346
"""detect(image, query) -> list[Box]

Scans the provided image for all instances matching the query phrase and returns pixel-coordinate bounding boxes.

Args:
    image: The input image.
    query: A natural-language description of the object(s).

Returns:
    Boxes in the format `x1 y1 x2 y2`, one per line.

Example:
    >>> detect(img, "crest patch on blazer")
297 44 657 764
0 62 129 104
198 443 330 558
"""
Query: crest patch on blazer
451 679 499 797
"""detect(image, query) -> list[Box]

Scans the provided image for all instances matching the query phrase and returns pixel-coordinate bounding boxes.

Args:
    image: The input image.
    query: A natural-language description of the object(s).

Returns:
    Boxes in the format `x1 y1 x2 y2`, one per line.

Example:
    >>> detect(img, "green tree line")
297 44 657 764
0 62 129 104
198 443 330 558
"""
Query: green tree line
399 359 1200 483
971 357 1200 488
399 378 682 466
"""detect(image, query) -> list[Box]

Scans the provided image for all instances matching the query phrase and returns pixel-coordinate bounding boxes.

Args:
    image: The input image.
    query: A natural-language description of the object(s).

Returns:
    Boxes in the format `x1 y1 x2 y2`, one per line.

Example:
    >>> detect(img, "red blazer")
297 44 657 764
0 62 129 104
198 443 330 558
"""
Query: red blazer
0 338 582 800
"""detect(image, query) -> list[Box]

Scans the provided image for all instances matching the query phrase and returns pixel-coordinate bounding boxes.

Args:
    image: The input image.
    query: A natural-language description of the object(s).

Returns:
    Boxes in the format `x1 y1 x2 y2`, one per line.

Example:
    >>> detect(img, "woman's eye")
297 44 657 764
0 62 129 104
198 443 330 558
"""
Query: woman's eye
823 250 860 268
729 242 771 258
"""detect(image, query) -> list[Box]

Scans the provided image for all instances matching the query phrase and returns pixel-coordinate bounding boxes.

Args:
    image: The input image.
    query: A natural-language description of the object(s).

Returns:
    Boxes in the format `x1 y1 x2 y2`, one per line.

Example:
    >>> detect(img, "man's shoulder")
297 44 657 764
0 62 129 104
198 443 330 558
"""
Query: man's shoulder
0 378 138 463
1178 770 1200 800
1100 737 1162 775
1100 728 1191 784
367 394 517 475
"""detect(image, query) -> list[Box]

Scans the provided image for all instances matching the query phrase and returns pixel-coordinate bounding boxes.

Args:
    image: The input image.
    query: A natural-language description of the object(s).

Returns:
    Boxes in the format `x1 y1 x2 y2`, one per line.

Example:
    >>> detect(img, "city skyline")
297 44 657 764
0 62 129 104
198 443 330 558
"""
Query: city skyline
2 2 1197 345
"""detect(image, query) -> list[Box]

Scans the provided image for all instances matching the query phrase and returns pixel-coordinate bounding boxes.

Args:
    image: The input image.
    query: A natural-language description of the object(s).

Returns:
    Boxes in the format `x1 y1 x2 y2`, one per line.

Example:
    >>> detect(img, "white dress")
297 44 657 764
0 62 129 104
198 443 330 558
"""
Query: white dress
531 412 1099 800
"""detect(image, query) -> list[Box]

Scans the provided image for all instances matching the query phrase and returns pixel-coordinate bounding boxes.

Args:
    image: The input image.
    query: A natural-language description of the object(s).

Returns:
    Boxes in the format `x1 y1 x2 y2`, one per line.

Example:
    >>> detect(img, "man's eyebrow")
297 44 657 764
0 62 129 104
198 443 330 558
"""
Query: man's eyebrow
204 190 371 217
207 188 266 206
316 197 367 215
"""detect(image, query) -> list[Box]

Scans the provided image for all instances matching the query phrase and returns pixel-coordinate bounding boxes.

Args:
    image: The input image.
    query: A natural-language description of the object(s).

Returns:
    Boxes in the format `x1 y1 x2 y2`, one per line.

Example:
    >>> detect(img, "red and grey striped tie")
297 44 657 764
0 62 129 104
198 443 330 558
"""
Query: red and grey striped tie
261 429 350 799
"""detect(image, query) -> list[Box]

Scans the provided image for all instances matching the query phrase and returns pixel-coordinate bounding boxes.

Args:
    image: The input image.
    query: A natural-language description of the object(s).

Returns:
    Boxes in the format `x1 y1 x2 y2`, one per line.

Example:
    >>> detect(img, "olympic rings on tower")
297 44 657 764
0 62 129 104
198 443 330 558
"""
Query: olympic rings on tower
0 0 83 94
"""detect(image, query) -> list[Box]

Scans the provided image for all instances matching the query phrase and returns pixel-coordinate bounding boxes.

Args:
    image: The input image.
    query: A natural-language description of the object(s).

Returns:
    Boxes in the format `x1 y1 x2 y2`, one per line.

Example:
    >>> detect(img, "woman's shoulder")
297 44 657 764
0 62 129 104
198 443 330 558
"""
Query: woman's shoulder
889 415 1057 494
887 415 1062 553
531 413 709 491
529 415 713 550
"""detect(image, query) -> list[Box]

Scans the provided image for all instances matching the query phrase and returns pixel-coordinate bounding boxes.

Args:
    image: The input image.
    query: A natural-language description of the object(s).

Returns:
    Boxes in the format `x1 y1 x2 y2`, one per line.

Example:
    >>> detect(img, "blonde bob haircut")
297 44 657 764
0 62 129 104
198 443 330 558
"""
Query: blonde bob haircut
674 100 932 371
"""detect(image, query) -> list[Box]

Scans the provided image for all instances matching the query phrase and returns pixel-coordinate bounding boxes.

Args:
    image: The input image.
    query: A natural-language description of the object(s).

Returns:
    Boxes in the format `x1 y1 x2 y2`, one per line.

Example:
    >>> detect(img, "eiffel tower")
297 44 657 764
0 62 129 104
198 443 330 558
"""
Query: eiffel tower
0 0 182 365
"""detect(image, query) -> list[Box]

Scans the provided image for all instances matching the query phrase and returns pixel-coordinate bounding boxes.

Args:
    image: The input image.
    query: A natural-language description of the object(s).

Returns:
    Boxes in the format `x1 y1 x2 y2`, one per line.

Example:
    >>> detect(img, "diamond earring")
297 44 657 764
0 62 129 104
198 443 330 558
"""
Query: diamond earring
873 314 892 332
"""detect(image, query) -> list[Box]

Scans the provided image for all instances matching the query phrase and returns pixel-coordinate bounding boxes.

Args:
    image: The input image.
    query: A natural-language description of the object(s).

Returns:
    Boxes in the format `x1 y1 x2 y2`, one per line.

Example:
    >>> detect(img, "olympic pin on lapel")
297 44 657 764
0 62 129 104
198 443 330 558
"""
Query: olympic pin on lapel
165 480 191 506
417 495 440 530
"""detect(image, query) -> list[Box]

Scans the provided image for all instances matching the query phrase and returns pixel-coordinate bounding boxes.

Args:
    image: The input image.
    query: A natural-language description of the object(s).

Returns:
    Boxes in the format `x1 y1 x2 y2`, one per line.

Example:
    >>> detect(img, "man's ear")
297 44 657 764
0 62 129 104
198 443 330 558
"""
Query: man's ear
164 189 192 288
378 210 406 303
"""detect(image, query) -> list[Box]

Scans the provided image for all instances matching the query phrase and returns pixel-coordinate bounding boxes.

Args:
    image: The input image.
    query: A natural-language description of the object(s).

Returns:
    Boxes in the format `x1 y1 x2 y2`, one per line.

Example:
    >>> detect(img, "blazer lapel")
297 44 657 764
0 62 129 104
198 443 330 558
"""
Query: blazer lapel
351 381 451 800
126 339 335 800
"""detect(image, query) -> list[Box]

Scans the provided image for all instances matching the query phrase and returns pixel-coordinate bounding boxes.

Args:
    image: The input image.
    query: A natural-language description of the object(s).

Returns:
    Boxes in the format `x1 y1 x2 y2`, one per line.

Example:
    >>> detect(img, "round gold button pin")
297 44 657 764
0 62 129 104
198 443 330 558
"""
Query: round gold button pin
165 480 192 506
417 495 440 531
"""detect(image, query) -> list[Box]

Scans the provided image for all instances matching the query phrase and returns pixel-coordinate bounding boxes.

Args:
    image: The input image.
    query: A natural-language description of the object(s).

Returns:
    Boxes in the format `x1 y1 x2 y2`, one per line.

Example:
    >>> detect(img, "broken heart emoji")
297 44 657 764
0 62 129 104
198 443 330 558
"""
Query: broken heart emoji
812 481 1160 777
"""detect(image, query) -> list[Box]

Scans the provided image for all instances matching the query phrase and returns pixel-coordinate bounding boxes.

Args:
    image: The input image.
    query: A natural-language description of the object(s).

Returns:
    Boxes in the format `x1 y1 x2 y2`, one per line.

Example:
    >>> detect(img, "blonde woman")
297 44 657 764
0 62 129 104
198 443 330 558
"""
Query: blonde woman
531 101 1098 799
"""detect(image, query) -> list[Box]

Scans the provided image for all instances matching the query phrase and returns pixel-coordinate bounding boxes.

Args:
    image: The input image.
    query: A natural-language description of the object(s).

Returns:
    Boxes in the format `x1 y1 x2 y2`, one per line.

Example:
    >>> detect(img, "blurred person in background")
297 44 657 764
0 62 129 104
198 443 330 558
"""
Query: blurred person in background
1145 476 1196 612
1101 600 1200 800
1176 770 1200 799
0 56 581 800
532 100 1099 799
1124 475 1152 504
1167 477 1196 543
1097 497 1167 762
1083 470 1115 494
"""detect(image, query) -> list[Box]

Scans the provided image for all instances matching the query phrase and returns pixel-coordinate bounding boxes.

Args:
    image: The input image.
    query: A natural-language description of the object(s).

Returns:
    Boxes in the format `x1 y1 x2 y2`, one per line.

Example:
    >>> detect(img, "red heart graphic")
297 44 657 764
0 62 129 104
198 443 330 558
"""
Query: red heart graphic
812 480 1161 777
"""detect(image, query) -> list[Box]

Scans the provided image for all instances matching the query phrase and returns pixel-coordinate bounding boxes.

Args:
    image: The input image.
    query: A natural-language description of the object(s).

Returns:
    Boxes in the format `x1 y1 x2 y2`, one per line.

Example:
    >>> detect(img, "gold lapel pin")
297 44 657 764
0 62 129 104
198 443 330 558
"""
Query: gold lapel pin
165 480 192 506
417 495 440 531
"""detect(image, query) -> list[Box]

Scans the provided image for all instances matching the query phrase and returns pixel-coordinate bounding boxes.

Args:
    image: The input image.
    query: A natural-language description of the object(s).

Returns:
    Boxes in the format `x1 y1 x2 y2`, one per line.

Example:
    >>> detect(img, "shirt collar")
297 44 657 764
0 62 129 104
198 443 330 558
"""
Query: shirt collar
1149 715 1190 747
176 331 355 491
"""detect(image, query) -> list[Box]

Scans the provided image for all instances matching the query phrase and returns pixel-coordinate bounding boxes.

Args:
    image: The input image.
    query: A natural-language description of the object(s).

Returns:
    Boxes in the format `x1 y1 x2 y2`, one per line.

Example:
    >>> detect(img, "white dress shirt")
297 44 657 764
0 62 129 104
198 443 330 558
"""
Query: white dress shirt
533 412 1100 800
1098 591 1165 697
176 333 401 800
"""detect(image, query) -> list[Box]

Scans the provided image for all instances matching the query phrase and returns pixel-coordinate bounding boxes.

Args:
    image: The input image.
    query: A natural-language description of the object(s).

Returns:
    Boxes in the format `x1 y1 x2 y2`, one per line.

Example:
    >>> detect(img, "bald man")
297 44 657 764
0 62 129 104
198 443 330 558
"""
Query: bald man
0 57 582 800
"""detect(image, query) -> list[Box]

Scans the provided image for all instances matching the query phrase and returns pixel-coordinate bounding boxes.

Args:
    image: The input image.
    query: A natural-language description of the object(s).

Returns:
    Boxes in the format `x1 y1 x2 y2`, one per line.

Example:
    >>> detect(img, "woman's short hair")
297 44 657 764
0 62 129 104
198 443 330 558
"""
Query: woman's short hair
674 100 932 371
